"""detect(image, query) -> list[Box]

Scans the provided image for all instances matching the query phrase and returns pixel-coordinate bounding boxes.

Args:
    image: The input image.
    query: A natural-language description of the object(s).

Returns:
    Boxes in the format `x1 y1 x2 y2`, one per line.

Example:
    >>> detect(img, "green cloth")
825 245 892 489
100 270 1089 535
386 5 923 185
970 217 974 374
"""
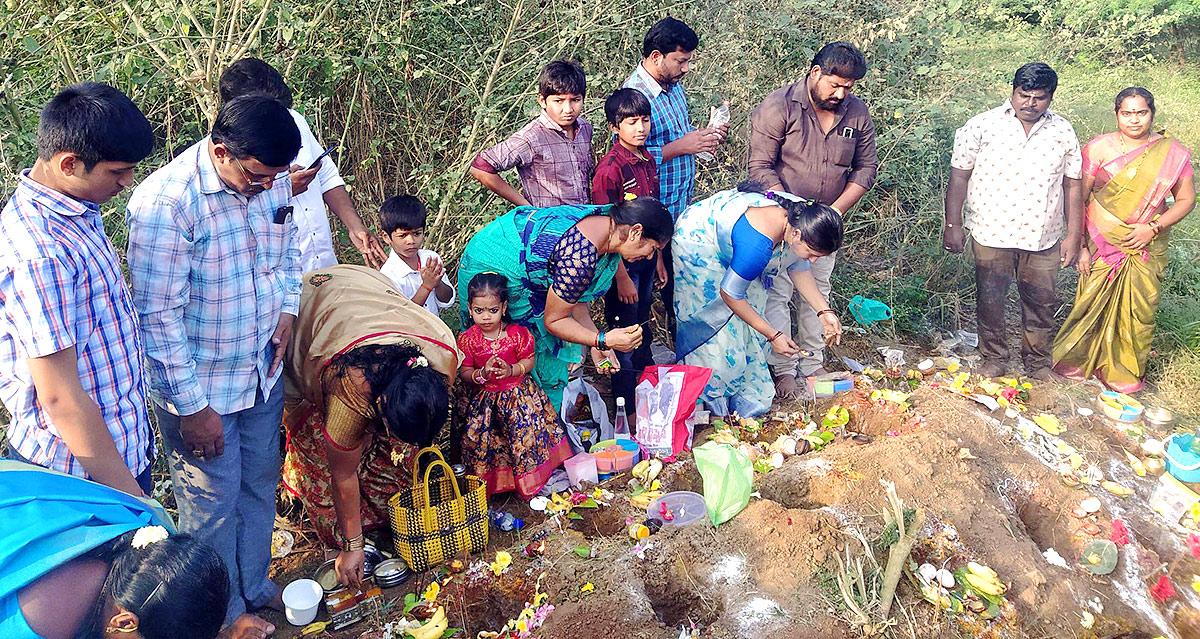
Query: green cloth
458 204 619 410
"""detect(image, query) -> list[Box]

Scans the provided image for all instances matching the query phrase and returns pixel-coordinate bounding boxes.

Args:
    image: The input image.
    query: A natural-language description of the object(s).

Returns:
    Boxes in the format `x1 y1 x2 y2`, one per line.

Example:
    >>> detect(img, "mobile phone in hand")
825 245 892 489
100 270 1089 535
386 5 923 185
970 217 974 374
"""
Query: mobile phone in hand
306 147 334 170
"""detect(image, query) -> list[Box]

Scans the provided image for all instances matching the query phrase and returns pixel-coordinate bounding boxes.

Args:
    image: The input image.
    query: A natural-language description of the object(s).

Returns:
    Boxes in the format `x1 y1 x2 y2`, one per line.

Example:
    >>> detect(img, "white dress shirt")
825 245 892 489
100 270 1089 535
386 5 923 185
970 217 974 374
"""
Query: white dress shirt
951 100 1082 251
380 248 456 315
289 109 346 272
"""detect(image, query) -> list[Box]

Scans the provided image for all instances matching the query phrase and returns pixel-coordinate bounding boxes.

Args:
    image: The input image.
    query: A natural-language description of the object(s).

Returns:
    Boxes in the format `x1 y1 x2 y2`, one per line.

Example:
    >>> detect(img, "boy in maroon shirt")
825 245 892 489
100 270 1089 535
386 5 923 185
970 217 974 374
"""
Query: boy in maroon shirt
593 88 663 416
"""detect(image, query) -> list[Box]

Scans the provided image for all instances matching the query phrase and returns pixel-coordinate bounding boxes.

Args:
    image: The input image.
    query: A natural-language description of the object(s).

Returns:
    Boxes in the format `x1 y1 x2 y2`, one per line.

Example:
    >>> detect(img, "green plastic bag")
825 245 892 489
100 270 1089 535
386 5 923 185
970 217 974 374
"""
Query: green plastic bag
693 441 754 526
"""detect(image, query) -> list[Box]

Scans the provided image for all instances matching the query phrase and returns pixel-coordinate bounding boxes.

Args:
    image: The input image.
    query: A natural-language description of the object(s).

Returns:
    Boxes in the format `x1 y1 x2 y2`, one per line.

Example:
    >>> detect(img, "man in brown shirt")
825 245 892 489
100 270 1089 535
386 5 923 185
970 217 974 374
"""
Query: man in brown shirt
748 41 878 399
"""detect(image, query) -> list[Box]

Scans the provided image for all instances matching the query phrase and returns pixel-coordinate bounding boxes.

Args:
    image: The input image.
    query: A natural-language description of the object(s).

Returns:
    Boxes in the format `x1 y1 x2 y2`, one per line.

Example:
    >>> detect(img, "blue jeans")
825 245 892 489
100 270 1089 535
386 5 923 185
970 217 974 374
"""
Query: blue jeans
156 384 283 624
6 444 154 496
604 257 656 411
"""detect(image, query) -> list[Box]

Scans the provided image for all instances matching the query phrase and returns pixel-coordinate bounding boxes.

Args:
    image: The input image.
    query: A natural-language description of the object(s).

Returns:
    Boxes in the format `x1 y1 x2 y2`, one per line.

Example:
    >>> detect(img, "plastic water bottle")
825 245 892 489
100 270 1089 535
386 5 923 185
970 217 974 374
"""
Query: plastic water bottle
614 397 631 441
696 102 729 162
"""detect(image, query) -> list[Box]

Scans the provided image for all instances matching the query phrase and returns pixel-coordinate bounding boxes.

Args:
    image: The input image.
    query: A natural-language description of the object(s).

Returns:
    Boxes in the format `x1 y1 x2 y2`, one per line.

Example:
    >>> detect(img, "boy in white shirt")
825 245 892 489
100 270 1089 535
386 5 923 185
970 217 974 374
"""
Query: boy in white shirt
379 195 455 314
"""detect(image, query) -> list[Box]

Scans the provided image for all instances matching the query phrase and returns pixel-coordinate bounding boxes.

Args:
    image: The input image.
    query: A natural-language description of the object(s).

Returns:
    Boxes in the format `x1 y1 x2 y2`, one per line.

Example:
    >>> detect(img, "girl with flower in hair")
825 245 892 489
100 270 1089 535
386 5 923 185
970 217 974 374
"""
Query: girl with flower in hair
454 272 572 497
0 461 238 639
282 265 462 591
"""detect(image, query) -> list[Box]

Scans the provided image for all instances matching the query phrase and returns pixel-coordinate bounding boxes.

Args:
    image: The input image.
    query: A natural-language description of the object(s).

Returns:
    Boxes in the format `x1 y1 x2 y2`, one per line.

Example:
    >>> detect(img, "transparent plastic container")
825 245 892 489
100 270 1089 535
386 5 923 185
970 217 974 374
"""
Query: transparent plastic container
696 103 729 162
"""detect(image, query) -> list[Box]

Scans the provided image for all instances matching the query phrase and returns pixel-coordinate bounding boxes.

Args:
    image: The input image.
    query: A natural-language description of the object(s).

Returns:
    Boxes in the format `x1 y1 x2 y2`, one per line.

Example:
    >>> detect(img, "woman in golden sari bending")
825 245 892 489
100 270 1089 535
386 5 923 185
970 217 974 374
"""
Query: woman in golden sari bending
282 265 462 590
1052 88 1195 392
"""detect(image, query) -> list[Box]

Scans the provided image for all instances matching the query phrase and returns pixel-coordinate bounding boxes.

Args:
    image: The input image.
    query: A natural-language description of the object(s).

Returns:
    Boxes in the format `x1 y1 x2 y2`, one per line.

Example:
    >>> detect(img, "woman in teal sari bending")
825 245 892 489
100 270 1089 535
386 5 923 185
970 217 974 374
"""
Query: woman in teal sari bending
0 461 235 639
458 197 673 409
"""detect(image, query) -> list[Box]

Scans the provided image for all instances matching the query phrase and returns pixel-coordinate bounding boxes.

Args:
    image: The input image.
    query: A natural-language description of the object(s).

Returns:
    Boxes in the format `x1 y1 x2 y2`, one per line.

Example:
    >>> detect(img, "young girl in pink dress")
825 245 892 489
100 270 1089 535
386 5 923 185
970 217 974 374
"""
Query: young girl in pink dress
454 272 573 496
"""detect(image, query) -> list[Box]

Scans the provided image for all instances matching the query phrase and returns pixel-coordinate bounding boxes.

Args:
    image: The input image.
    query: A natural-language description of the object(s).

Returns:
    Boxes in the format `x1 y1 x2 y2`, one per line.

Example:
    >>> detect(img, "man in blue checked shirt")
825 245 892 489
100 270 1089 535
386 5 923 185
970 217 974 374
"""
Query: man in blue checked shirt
624 17 728 335
126 95 301 635
0 83 155 498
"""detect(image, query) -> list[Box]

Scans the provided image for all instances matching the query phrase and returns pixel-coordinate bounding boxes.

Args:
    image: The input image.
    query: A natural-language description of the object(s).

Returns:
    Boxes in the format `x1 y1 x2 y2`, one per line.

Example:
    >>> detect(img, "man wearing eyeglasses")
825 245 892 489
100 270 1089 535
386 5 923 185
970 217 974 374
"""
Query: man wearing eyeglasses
125 95 301 637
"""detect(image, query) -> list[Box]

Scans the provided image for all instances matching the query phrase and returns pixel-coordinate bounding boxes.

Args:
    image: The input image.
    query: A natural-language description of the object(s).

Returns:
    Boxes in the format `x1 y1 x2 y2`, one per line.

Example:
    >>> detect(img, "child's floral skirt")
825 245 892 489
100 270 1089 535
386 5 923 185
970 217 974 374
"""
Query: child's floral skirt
453 376 572 497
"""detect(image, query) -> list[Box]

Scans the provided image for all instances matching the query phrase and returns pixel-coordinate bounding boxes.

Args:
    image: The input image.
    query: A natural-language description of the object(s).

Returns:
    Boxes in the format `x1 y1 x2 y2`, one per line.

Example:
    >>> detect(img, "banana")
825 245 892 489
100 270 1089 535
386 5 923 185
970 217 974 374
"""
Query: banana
300 622 328 636
1102 480 1134 498
645 459 663 484
405 607 447 639
966 562 998 581
629 490 662 509
964 572 1006 597
632 460 651 482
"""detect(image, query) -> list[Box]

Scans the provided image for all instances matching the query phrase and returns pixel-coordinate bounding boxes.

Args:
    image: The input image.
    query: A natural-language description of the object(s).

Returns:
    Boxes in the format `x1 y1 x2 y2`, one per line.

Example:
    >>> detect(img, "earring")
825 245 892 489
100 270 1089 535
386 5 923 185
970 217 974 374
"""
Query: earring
105 625 139 634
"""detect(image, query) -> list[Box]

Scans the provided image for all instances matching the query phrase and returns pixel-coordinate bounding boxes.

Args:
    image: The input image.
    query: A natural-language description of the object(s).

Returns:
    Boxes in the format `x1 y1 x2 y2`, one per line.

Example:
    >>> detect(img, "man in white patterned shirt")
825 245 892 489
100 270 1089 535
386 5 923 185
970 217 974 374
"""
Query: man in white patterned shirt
943 62 1084 380
126 95 300 637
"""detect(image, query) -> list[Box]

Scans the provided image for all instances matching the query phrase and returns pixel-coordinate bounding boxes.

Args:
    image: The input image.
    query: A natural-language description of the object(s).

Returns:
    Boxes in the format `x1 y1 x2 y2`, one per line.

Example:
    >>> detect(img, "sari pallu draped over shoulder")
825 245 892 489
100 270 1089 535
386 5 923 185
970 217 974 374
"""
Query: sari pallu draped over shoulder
0 461 173 604
1052 133 1193 393
285 265 461 409
456 205 620 410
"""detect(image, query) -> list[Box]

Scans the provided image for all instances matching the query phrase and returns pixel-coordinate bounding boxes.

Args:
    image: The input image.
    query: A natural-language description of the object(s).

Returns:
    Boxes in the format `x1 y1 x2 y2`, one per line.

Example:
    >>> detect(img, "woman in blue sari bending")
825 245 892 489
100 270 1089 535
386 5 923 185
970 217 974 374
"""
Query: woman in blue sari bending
0 461 238 639
457 197 673 410
674 183 844 417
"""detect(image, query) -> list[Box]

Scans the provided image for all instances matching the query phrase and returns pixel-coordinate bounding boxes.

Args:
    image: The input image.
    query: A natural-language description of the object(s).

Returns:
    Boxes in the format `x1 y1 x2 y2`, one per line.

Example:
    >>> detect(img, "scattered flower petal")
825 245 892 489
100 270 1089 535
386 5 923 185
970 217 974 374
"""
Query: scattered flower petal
1150 575 1175 603
1110 519 1130 546
580 582 594 594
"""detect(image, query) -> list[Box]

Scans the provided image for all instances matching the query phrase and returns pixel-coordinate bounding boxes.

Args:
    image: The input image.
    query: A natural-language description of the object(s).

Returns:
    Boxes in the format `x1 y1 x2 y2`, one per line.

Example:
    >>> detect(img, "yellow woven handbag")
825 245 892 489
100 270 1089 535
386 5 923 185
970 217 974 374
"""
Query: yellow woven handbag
388 447 488 572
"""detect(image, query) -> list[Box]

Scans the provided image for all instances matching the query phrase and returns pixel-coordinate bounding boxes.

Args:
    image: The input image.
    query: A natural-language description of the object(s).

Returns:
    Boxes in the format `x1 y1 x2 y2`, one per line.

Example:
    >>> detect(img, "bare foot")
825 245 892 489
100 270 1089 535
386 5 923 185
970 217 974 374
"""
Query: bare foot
218 614 275 639
774 373 801 401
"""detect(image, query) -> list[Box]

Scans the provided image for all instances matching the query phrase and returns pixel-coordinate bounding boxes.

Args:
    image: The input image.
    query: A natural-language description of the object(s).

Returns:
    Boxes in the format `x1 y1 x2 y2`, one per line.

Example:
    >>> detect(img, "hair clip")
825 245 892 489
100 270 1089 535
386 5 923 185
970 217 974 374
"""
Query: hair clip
623 192 638 201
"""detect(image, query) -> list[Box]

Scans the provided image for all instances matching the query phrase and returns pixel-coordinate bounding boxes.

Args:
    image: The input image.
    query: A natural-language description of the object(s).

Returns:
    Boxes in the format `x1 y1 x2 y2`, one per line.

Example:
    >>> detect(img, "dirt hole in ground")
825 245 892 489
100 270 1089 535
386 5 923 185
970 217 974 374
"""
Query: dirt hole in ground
571 503 628 539
452 574 536 632
639 555 724 627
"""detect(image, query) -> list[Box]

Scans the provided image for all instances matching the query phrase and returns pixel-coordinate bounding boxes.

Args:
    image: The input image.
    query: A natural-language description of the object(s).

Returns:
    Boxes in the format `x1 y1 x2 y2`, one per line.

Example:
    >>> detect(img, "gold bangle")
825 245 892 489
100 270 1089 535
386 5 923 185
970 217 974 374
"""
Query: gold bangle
340 533 364 552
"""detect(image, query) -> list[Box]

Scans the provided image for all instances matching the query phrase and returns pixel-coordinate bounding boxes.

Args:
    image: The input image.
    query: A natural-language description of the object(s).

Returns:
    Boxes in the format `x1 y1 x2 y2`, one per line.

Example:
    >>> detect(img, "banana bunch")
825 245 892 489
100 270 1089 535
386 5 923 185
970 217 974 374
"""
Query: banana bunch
631 459 663 485
405 606 447 639
630 490 663 509
963 562 1006 597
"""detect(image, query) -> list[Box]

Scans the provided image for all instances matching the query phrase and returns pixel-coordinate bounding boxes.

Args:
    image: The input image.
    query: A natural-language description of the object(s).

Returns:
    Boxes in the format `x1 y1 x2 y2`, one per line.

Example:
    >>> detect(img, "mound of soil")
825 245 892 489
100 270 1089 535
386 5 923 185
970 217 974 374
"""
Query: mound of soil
266 363 1200 639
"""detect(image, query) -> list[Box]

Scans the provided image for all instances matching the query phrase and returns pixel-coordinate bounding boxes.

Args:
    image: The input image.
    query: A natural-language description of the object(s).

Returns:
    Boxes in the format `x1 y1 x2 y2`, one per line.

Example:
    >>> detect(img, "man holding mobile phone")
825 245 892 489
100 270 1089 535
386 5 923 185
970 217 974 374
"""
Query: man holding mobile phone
747 41 878 399
219 58 387 271
126 95 301 639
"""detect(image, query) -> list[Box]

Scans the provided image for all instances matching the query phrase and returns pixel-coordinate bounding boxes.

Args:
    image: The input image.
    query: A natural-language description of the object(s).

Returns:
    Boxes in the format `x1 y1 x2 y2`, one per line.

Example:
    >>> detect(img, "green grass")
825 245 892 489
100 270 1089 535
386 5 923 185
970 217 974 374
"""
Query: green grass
938 28 1200 417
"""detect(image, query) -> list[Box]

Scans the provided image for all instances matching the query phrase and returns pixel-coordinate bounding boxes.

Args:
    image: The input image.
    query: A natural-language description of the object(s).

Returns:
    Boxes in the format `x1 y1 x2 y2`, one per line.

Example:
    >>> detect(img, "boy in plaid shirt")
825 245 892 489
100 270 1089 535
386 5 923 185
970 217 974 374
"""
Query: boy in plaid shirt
470 60 592 208
593 88 663 414
0 83 155 497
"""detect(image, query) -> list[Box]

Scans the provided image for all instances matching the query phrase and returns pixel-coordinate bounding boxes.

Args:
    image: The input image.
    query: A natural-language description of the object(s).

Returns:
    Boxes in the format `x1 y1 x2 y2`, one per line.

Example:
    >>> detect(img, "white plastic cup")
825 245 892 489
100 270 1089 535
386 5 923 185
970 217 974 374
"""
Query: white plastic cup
564 452 598 487
282 578 323 626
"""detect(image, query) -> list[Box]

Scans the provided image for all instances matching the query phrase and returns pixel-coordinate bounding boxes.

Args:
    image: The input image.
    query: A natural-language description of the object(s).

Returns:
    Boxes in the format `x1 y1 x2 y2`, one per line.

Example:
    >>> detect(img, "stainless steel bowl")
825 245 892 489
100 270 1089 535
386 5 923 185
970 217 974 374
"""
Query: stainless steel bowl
372 558 411 588
314 559 340 593
1144 406 1176 429
362 545 384 577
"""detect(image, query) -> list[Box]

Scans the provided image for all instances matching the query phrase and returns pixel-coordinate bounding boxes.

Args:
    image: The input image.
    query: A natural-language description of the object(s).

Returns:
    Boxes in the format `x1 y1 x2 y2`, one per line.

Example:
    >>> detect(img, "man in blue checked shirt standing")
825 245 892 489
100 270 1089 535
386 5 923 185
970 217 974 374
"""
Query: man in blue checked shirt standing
127 95 301 636
0 83 155 498
625 17 728 335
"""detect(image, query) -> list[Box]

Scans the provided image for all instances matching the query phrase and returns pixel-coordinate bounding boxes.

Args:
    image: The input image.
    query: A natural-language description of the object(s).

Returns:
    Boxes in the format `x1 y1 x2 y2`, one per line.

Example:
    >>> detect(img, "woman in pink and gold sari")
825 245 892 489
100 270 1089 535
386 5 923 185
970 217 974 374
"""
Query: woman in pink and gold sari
1053 87 1195 392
